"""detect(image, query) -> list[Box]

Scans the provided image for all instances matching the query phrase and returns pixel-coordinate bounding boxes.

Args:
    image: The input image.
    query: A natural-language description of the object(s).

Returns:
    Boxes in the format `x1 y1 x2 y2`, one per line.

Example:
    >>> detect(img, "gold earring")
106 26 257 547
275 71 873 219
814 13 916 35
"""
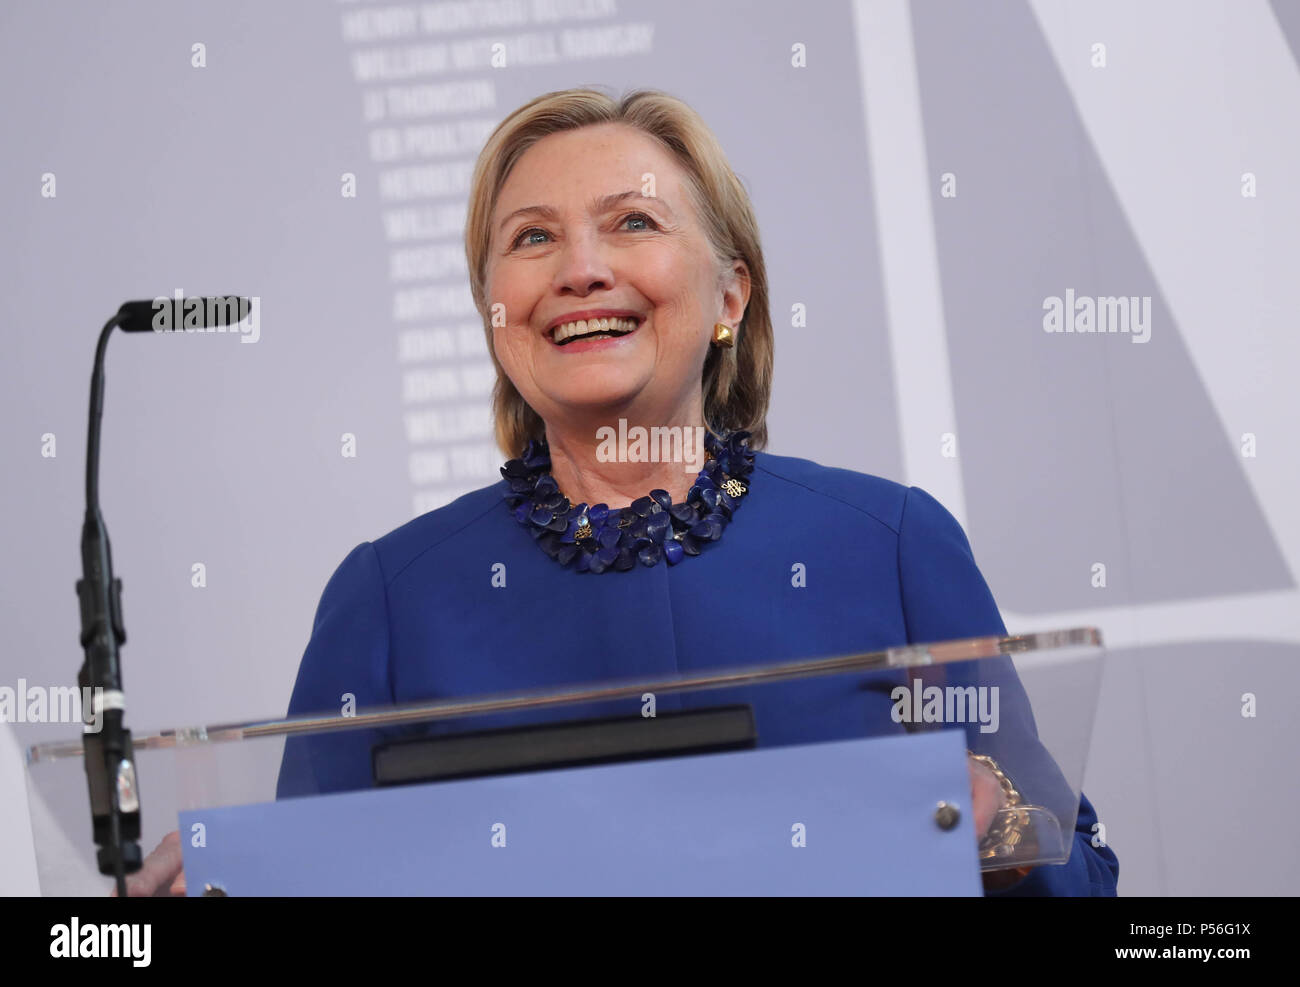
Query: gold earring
712 323 735 348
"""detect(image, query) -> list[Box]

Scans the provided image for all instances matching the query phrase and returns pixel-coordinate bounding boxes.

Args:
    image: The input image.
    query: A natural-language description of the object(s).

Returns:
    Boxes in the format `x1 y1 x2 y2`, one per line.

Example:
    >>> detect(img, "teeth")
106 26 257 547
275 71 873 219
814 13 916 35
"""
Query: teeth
551 316 639 344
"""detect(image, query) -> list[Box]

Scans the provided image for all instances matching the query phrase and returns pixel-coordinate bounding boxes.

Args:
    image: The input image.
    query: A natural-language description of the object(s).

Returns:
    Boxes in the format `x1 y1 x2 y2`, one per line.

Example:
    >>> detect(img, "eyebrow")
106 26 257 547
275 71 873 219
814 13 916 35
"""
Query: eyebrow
496 190 676 234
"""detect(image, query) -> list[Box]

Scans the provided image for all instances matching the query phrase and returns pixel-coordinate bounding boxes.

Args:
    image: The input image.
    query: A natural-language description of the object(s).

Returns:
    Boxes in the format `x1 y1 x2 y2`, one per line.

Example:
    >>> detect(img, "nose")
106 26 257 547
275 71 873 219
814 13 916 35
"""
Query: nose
553 228 615 296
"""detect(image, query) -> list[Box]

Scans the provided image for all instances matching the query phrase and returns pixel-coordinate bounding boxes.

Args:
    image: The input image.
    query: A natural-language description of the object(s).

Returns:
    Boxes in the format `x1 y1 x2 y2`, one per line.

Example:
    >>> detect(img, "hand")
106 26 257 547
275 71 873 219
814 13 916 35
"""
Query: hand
968 754 1033 891
967 753 1006 838
108 829 186 897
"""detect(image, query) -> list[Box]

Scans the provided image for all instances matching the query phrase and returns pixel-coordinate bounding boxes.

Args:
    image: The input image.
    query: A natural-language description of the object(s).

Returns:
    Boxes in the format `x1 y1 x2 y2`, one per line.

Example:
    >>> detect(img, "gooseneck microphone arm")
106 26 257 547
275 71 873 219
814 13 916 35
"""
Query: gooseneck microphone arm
78 310 142 898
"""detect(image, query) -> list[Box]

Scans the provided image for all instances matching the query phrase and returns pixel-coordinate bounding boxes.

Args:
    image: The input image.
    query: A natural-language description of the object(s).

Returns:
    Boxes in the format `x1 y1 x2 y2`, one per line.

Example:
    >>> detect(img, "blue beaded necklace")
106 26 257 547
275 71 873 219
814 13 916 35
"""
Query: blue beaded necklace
501 429 755 573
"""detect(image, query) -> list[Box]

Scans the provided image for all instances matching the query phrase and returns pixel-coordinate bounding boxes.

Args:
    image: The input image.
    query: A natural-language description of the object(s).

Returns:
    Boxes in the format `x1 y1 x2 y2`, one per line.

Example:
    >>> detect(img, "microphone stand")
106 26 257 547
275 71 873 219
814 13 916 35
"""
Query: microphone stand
76 310 143 897
73 295 249 896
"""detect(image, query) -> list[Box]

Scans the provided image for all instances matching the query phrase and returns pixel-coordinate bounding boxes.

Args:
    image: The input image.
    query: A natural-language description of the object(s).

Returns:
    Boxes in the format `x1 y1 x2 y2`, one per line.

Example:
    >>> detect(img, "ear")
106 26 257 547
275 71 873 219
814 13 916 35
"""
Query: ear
720 260 751 327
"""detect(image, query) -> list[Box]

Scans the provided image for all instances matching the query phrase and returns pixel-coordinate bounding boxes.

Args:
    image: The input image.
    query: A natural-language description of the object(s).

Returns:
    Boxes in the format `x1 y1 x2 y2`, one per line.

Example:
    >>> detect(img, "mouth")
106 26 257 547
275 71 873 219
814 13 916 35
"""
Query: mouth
547 315 642 346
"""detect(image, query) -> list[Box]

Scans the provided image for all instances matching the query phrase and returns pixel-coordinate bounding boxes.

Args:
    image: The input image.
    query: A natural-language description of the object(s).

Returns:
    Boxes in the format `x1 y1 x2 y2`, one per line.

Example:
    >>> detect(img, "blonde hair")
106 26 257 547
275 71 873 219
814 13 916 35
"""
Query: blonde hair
464 87 773 457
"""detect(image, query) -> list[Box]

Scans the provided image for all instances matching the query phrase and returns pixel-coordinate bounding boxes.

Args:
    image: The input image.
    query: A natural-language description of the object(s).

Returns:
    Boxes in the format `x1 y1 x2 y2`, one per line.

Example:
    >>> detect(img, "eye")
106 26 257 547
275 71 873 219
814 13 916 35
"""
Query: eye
511 227 551 249
621 212 659 232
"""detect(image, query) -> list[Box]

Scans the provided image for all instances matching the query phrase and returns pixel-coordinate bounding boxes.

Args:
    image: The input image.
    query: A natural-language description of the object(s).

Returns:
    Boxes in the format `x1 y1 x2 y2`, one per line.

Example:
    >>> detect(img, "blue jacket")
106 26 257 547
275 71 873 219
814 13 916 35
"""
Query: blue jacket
277 450 1119 896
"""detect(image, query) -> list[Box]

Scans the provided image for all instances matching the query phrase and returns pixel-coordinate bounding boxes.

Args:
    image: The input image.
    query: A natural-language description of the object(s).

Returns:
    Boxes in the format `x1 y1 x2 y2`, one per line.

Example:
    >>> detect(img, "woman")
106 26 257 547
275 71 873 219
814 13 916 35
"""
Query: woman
128 87 1118 897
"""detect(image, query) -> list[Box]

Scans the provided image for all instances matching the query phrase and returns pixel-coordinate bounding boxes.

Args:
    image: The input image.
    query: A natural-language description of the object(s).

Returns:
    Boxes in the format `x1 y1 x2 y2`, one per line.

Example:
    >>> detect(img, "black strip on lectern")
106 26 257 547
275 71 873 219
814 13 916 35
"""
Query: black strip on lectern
371 705 758 787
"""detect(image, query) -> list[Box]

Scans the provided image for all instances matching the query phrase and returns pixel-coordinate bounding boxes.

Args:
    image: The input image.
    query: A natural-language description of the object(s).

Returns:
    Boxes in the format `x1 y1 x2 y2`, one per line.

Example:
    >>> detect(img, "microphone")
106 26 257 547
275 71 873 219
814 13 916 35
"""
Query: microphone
115 295 253 333
77 294 249 896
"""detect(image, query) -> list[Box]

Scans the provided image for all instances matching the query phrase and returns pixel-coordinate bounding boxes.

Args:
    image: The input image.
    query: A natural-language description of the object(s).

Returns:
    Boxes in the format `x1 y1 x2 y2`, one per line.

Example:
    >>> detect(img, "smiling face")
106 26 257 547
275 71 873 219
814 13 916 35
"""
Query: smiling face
484 122 747 436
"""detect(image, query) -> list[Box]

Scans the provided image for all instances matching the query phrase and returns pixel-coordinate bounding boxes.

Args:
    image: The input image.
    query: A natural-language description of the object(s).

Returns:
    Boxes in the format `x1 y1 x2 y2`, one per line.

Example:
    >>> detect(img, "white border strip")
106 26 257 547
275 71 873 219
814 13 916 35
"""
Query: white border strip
852 0 968 529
